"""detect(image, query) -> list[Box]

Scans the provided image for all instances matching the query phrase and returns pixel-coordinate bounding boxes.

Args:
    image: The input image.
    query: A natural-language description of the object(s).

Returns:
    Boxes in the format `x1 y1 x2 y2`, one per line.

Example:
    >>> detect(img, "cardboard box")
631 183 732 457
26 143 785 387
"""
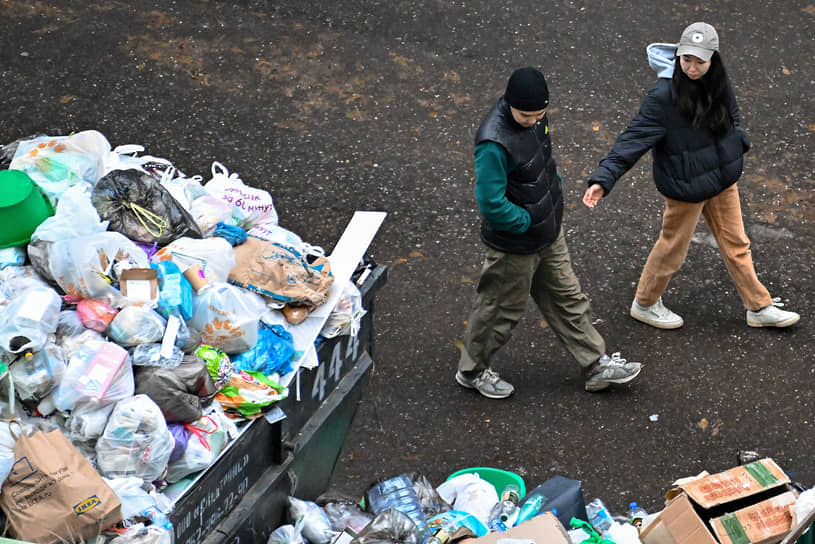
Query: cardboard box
119 268 159 306
640 494 718 544
642 460 797 544
463 512 569 544
710 491 796 544
678 459 791 511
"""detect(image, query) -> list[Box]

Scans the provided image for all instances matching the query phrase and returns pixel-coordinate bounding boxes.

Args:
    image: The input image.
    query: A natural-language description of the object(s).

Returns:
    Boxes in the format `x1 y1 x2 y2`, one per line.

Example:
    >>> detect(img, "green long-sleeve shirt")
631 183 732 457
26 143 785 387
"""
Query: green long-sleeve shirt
473 141 530 234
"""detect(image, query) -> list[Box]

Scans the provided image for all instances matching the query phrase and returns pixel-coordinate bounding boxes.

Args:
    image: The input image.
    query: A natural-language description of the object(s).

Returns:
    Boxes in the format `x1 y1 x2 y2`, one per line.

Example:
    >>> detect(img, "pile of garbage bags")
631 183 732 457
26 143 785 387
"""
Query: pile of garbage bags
0 130 367 543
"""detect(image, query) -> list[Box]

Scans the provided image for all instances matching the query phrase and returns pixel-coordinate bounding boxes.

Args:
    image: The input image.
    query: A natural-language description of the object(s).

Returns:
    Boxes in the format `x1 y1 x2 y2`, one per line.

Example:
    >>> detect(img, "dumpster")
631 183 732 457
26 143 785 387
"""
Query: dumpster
167 263 387 544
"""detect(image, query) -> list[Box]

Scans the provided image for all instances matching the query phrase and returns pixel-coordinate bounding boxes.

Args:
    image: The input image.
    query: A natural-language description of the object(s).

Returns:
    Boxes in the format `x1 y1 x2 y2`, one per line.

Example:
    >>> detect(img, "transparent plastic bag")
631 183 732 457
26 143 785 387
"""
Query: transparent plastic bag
53 340 134 412
9 131 110 204
96 394 174 483
351 509 420 544
165 415 226 482
321 280 366 339
10 343 66 405
108 305 168 347
0 246 26 269
0 285 62 354
105 475 173 531
288 497 337 544
323 502 374 533
46 231 150 306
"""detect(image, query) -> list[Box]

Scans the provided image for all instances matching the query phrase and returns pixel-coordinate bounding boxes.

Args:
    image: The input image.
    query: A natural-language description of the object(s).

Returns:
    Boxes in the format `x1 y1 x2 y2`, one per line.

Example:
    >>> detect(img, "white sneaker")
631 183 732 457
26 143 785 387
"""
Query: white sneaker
630 298 684 329
747 298 800 328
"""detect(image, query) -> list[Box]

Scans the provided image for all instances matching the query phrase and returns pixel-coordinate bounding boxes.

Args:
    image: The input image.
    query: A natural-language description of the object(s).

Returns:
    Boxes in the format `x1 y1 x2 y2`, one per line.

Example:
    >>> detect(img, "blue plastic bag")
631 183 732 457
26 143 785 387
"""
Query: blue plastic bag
151 260 194 320
230 322 295 376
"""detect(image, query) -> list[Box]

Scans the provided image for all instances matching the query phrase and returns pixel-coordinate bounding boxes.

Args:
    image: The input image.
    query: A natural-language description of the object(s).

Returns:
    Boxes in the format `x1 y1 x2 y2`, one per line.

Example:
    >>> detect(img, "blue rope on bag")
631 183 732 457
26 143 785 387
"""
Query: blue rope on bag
212 222 248 246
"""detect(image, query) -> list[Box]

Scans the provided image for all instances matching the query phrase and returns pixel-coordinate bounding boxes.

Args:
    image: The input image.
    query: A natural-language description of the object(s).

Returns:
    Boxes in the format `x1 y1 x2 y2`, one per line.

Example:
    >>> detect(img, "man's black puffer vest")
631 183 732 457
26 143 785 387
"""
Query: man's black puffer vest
475 97 563 254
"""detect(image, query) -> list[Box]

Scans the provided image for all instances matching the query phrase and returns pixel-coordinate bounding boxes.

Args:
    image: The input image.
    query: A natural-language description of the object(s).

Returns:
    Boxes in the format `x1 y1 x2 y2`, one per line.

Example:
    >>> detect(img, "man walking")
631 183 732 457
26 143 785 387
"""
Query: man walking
457 67 643 398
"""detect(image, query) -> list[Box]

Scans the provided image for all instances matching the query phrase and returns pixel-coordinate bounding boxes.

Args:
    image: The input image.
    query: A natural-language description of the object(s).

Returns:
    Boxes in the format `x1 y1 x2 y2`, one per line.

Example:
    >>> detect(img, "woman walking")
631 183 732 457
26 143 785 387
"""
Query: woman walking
583 22 799 329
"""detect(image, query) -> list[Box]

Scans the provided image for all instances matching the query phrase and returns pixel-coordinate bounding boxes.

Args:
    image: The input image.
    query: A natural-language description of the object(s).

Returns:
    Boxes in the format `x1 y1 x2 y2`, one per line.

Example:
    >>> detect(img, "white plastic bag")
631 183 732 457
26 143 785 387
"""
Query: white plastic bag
247 222 326 257
189 194 235 235
96 394 174 483
153 236 236 284
435 473 498 528
188 282 266 354
203 161 278 229
104 143 177 181
30 182 108 243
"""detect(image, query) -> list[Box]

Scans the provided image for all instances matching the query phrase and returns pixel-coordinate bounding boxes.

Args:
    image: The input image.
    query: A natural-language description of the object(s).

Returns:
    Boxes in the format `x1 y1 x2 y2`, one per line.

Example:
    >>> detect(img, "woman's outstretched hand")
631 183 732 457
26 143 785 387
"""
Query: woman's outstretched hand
582 184 605 208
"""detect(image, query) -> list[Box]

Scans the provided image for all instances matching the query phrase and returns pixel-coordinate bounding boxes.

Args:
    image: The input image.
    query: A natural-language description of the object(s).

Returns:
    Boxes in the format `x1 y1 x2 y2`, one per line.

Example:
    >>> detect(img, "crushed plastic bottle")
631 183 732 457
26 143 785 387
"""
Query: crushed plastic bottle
586 497 614 535
366 475 427 534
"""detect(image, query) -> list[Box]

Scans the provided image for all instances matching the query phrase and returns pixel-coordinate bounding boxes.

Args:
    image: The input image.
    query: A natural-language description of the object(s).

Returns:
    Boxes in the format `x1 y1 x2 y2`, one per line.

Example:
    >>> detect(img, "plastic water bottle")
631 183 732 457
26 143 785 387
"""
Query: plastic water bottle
366 475 427 532
628 501 648 530
515 493 545 526
488 484 521 530
586 498 614 535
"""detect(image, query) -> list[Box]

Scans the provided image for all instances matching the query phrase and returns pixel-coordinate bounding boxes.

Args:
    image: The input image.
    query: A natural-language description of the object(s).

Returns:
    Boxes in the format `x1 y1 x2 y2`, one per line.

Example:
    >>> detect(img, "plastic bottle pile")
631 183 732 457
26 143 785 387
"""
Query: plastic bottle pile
0 130 366 544
272 473 648 544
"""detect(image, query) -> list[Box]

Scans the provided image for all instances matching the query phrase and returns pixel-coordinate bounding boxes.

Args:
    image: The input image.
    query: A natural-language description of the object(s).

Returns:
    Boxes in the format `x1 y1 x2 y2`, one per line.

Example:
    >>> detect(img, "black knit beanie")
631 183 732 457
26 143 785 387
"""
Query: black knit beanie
504 67 549 111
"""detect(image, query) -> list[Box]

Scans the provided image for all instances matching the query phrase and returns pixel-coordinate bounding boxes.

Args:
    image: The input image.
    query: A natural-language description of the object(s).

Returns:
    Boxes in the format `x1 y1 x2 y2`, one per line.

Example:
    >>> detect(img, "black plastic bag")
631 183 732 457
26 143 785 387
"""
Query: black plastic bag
134 353 217 423
92 168 203 245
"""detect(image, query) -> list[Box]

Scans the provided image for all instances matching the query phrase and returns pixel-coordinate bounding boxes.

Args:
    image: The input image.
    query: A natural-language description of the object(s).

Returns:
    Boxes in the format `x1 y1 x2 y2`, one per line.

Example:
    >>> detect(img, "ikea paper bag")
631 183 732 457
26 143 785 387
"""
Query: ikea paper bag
0 426 122 543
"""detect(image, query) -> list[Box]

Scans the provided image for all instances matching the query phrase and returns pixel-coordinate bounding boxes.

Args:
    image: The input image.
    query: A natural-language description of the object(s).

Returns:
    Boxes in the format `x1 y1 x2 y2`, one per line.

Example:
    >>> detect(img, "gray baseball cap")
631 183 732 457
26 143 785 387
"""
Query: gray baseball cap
676 22 719 61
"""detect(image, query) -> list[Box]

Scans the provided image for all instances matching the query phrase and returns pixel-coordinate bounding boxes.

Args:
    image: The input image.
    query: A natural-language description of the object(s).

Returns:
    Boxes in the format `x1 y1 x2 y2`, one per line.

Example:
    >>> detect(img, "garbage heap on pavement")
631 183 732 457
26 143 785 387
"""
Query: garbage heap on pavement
0 130 366 544
277 459 815 544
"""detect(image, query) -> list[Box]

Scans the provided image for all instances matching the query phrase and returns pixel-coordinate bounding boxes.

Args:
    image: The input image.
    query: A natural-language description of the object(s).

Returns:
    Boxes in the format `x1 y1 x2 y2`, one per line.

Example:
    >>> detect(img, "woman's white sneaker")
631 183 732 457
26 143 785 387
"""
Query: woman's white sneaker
747 299 800 328
630 298 684 329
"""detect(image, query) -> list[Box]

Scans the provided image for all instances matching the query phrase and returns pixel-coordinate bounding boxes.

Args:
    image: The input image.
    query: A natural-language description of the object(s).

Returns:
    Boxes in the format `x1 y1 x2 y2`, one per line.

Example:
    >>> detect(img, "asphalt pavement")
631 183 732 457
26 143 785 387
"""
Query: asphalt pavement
1 0 813 519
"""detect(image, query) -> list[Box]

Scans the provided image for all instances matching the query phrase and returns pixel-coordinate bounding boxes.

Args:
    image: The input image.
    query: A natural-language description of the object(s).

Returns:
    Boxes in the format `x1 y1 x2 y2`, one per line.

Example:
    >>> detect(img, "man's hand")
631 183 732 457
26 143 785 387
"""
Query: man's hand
582 184 605 208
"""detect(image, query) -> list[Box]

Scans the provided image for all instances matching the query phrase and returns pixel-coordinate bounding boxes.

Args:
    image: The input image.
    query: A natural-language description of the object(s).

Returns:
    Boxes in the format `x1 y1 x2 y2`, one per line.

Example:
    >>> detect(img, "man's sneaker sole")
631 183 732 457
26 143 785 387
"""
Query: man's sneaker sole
584 365 642 392
455 371 513 399
747 314 800 328
629 308 684 329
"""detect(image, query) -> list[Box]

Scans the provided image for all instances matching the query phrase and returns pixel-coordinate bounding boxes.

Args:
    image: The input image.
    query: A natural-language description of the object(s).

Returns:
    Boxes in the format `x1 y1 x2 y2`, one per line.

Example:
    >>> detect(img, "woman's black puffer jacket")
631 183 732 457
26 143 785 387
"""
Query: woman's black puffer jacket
589 78 750 203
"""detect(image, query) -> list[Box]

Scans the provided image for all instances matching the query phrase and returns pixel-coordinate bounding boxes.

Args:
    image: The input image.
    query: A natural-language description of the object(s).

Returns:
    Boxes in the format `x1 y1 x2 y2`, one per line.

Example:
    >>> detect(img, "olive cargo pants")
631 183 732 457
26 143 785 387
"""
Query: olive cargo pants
459 228 606 373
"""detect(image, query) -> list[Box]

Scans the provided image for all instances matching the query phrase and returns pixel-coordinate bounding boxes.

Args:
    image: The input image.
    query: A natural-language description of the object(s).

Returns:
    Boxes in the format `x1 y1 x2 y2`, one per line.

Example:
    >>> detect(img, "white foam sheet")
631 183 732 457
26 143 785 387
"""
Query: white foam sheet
262 211 386 393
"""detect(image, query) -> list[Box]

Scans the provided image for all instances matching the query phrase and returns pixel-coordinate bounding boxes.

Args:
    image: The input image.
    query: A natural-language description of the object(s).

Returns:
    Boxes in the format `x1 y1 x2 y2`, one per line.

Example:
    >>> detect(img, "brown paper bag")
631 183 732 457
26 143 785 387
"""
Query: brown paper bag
0 425 122 543
229 236 334 307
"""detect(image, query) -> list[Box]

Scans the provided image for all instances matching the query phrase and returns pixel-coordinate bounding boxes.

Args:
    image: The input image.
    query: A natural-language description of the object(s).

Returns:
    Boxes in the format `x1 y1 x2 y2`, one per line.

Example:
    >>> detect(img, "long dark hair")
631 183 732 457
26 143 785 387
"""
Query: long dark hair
672 51 733 138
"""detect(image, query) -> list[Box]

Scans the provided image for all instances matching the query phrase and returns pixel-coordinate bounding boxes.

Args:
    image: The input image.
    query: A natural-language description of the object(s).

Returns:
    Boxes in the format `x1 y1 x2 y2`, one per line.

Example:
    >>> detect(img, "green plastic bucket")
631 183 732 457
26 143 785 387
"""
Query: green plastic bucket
446 467 526 499
0 169 55 248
